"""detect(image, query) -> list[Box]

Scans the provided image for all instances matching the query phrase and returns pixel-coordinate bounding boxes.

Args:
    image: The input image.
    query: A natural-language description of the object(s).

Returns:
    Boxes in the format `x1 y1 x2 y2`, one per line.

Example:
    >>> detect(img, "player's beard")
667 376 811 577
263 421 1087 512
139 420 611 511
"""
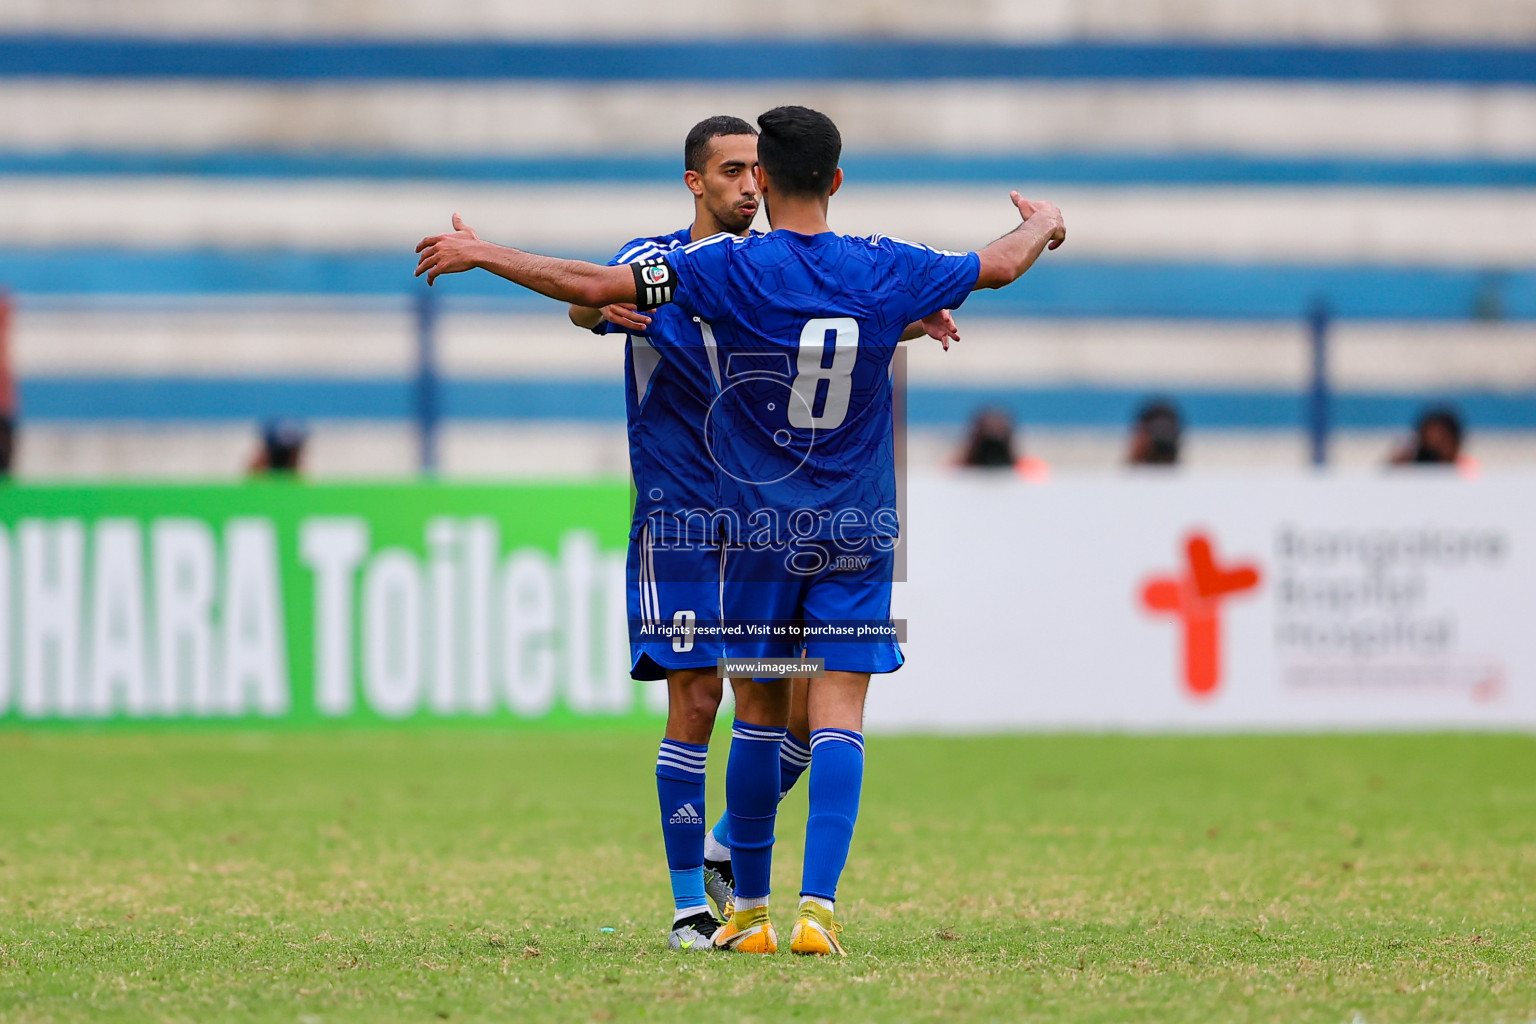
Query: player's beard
713 196 758 235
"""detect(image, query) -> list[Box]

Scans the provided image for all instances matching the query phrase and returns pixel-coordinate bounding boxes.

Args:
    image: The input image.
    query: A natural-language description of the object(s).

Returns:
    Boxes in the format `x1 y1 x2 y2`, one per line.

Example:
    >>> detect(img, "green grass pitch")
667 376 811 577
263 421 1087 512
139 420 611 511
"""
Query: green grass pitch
2 729 1533 1022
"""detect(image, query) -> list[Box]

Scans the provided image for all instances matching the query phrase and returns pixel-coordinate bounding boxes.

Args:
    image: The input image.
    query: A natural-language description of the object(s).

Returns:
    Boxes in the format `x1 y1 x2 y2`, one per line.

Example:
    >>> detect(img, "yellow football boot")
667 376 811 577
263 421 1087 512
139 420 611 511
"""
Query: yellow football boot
789 901 846 956
712 905 778 953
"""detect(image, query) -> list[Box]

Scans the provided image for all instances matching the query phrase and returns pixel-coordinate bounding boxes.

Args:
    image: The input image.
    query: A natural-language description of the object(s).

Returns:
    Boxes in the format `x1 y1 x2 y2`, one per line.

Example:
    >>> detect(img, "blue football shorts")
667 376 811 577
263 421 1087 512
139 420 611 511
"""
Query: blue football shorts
722 538 903 675
626 521 725 681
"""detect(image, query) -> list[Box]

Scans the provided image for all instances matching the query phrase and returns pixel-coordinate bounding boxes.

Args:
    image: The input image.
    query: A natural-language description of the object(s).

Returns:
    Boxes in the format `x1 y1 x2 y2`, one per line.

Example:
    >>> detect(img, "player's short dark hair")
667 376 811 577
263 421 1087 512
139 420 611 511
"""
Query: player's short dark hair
756 105 841 197
684 116 757 174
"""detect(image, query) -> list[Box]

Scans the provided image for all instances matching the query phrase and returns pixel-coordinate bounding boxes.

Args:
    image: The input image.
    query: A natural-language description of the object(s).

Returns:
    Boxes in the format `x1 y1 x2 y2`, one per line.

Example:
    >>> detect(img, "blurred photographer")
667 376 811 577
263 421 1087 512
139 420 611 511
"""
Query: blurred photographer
956 406 1049 481
248 419 309 476
1126 399 1182 467
0 293 13 480
0 414 13 480
1389 406 1466 467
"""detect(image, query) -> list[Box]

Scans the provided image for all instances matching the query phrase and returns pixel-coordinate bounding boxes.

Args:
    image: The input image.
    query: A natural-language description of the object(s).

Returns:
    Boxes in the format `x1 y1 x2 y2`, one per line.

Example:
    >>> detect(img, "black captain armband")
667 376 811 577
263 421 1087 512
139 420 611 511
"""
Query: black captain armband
632 257 678 310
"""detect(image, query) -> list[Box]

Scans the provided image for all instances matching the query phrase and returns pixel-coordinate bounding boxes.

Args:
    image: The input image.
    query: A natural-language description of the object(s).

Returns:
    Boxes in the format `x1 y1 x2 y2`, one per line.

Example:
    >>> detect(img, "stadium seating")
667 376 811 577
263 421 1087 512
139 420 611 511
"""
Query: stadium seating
2 1 1534 477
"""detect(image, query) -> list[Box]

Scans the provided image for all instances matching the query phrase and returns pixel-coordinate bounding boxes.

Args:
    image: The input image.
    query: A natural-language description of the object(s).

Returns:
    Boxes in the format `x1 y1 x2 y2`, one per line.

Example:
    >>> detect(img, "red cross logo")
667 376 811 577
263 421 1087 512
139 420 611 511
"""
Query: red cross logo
1140 532 1262 698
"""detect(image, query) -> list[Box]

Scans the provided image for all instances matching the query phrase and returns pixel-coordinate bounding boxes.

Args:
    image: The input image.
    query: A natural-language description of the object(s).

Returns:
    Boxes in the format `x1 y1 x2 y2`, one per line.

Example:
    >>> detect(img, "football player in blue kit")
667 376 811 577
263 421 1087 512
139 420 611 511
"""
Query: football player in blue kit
563 115 960 952
414 104 1063 955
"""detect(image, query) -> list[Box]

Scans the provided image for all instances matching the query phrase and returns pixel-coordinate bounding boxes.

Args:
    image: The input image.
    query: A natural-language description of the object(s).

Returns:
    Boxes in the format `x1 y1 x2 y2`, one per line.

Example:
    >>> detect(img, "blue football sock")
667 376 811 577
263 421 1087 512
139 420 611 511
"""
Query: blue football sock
709 730 812 853
800 728 865 903
655 738 709 915
725 720 785 902
779 731 813 799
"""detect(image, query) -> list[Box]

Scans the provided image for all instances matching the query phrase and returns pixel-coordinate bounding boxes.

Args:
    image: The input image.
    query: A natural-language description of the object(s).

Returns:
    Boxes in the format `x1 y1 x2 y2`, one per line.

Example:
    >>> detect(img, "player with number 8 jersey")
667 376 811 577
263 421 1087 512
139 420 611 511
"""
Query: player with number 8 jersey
673 229 976 545
635 108 1059 954
660 225 979 688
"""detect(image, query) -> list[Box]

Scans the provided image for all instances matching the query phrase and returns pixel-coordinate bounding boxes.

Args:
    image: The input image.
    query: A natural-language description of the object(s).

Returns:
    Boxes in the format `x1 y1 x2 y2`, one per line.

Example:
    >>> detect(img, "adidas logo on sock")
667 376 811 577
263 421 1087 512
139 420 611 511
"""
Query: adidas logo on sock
669 802 704 825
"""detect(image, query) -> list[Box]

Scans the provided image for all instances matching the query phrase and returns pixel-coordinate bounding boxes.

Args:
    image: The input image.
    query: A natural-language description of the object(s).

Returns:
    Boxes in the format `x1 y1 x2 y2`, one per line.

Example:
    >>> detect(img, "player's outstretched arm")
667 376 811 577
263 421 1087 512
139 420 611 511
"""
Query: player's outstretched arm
973 192 1065 290
414 214 636 307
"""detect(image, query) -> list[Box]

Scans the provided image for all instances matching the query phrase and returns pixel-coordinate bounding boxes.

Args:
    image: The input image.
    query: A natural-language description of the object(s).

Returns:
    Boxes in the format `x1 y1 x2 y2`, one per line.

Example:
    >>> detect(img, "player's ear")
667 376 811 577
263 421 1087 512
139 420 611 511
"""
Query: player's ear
752 164 769 194
828 167 844 198
683 169 705 197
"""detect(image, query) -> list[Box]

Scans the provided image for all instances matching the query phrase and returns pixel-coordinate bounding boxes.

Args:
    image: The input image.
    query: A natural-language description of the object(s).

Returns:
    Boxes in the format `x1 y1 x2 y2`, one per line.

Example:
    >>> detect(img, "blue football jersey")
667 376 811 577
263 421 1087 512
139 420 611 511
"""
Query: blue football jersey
598 228 723 539
665 229 980 540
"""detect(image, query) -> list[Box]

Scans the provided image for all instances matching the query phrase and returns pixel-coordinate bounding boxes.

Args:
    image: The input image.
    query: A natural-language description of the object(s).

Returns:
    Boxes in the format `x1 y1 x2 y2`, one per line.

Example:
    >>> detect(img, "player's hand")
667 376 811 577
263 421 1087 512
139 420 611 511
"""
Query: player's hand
602 303 652 330
414 213 485 285
920 309 960 351
1010 192 1066 250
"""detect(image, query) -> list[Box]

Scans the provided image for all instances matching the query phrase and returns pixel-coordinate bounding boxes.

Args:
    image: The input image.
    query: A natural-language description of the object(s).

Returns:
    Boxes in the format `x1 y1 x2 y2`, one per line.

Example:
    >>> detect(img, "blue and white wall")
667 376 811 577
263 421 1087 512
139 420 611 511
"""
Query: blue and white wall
4 1 1536 477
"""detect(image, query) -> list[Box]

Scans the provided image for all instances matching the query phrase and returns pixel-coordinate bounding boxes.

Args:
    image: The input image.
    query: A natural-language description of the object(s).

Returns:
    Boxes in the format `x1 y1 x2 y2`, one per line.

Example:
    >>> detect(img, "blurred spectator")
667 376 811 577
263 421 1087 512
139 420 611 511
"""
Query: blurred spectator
0 414 13 479
1389 406 1467 467
248 419 309 476
1127 399 1183 467
957 407 1049 481
0 292 13 479
959 407 1015 467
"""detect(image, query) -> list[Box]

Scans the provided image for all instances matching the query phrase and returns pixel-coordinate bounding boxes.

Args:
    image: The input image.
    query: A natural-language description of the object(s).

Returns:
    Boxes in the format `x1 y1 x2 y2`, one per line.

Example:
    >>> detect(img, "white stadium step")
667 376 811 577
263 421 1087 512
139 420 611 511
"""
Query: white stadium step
7 179 1536 265
15 309 1536 393
13 424 1536 480
10 422 629 480
2 0 1533 41
4 82 1534 157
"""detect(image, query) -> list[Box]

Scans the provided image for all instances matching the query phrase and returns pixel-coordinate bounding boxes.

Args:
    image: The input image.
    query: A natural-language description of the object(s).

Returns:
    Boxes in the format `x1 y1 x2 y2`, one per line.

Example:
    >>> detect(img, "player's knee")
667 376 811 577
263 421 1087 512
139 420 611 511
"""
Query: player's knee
730 678 792 728
681 686 722 732
669 670 723 741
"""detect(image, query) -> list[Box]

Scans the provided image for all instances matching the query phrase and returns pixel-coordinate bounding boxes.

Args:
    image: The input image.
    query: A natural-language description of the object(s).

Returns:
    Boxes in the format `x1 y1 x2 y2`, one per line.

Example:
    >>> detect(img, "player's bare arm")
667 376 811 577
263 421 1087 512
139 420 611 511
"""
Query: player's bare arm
901 309 961 351
973 192 1066 290
415 214 636 307
568 302 652 332
568 303 604 330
